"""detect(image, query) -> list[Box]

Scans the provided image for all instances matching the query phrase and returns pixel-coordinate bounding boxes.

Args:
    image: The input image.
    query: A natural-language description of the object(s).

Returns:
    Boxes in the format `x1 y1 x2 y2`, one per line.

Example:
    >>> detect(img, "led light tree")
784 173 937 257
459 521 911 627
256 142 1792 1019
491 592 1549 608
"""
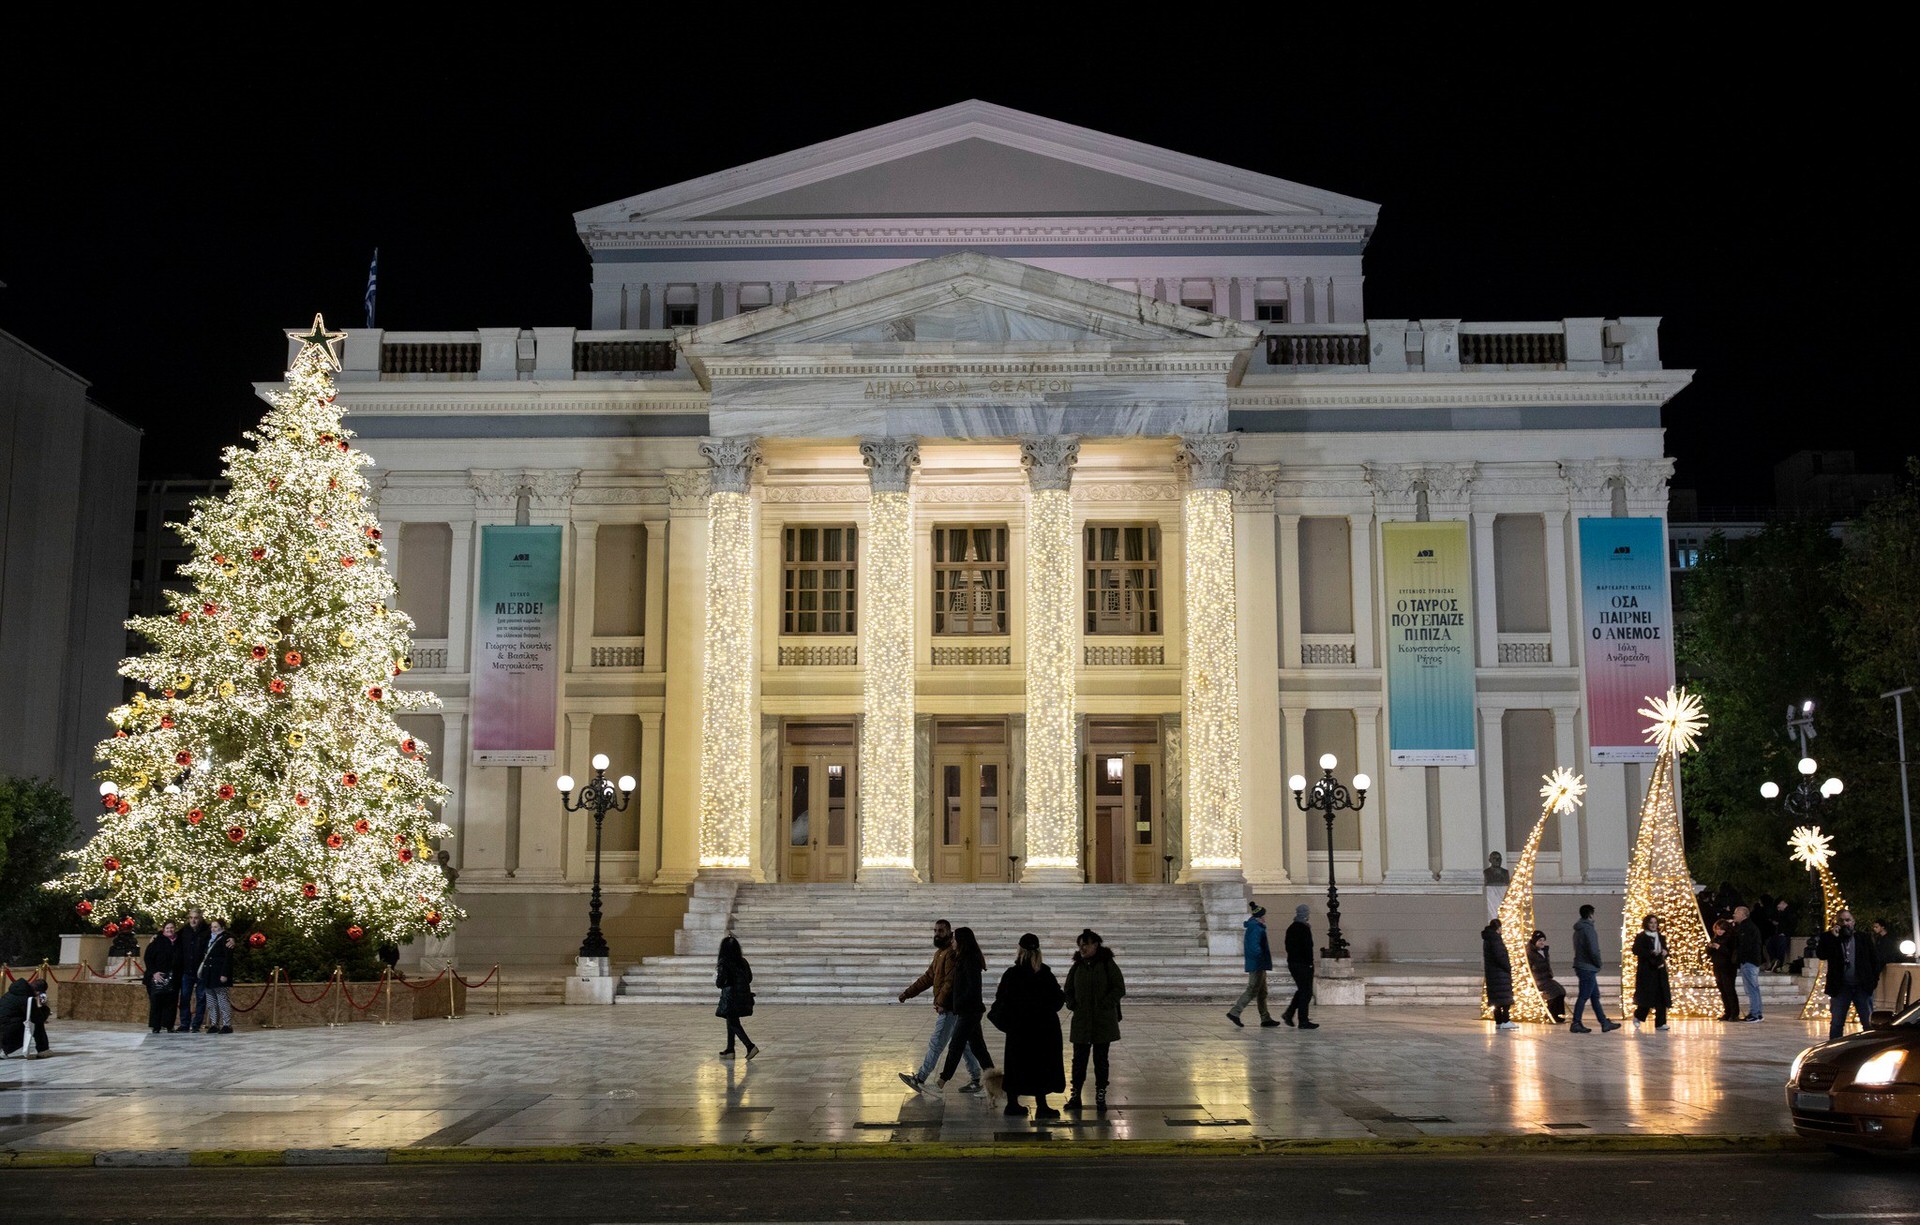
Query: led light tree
1482 768 1587 1023
1620 687 1719 1017
1789 826 1848 1025
52 316 460 942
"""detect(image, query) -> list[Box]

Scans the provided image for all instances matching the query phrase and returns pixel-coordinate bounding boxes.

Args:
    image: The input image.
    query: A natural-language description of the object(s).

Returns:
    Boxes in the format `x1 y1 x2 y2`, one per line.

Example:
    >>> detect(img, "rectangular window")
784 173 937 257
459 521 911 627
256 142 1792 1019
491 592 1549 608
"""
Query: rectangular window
932 525 1009 636
664 285 698 327
1084 523 1161 635
1181 298 1213 313
737 284 771 313
782 525 858 635
1255 300 1289 322
1493 514 1550 633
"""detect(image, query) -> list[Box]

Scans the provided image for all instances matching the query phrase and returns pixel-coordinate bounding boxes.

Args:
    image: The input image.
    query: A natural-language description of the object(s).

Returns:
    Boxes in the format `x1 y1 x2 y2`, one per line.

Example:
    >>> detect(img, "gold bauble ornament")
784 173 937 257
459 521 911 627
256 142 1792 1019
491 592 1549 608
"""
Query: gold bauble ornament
338 631 357 648
305 550 321 565
287 731 306 748
175 674 193 690
226 629 243 645
218 681 236 697
247 794 264 810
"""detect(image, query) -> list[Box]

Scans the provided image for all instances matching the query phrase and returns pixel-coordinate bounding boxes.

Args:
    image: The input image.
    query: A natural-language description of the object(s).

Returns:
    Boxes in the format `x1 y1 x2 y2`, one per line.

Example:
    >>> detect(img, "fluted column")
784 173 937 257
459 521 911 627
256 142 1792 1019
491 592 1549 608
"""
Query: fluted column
858 437 920 879
697 437 761 876
1020 435 1081 881
1178 435 1245 879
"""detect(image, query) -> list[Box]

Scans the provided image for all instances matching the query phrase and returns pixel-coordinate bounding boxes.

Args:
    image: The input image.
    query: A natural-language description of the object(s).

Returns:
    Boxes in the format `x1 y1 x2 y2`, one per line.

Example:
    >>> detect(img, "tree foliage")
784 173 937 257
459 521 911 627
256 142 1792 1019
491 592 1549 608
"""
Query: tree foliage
0 776 80 964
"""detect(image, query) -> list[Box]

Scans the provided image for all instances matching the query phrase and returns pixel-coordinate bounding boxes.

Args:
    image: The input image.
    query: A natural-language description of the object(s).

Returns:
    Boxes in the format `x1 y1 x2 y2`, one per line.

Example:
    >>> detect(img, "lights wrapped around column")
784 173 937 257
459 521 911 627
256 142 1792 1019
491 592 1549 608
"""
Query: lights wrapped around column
858 438 918 874
1179 436 1244 874
1021 436 1079 876
1620 687 1719 1016
697 438 759 870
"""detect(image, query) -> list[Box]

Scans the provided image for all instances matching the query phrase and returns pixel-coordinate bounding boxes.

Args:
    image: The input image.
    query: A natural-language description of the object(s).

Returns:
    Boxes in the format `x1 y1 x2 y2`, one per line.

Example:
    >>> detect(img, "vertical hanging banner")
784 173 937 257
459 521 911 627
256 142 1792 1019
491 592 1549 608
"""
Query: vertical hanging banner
1382 521 1477 765
471 525 563 766
1579 517 1674 763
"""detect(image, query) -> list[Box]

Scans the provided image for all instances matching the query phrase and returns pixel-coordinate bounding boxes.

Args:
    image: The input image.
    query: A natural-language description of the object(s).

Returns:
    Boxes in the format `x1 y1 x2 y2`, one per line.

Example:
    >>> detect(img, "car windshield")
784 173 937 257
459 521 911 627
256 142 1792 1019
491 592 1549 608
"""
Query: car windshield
1895 1000 1920 1028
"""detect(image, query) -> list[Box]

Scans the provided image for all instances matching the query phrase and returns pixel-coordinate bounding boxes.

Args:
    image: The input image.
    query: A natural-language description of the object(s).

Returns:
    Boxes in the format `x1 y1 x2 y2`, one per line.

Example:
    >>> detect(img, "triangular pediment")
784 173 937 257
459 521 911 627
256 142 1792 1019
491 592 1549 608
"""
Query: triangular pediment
680 253 1261 353
576 101 1377 227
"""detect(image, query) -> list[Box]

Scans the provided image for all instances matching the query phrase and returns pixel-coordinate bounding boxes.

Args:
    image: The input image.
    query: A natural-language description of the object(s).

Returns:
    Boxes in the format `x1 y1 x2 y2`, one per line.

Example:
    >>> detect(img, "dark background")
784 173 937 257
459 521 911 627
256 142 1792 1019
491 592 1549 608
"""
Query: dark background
1 29 1902 504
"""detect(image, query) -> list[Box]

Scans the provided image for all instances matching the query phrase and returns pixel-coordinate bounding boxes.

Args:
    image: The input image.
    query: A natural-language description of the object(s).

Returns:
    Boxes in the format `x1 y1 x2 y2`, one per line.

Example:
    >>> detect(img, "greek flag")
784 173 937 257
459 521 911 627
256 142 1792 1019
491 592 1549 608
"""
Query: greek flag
364 248 379 328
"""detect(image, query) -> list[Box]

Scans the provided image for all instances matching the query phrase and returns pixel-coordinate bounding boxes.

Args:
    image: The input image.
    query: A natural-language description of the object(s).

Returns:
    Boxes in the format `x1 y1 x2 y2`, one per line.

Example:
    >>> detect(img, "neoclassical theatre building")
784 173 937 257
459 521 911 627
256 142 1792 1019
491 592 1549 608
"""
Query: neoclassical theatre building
320 102 1691 981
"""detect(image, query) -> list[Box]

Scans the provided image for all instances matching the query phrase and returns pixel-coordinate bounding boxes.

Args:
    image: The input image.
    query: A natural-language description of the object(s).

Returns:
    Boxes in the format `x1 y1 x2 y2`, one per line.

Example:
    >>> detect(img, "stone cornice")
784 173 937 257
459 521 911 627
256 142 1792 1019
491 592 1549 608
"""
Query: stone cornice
578 217 1374 253
1232 369 1694 409
468 468 581 511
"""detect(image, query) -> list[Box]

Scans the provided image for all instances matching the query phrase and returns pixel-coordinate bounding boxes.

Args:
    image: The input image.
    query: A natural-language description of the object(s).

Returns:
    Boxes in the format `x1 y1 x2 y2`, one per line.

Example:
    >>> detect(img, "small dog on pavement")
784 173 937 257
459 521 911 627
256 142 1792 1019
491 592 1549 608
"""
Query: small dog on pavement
983 1068 1005 1105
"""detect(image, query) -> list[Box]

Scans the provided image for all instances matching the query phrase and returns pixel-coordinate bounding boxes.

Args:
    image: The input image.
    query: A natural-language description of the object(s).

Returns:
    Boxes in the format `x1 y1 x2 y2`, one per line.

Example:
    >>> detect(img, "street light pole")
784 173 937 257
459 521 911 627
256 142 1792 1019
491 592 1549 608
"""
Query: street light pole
1289 754 1370 961
1759 699 1844 818
556 754 635 960
1883 687 1920 949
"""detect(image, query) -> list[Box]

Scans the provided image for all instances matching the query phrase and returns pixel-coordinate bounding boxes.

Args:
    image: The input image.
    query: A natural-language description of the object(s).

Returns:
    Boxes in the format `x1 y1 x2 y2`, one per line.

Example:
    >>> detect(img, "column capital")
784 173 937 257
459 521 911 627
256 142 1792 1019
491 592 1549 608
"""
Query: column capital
859 437 921 493
1177 434 1239 491
1019 435 1080 491
699 437 761 495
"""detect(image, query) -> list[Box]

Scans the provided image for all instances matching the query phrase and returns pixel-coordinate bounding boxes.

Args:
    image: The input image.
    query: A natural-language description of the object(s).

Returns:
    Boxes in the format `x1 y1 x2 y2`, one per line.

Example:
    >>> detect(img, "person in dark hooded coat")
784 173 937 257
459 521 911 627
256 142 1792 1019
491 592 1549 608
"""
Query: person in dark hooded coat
1062 929 1124 1112
1631 913 1672 1029
144 921 180 1032
1483 918 1516 1029
989 932 1065 1119
0 977 51 1057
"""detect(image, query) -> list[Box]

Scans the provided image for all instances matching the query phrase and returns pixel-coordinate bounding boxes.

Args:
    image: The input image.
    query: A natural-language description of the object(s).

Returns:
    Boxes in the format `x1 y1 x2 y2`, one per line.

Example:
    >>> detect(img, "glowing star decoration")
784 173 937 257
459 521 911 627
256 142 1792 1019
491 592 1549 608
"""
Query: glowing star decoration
1620 689 1718 1017
285 313 345 370
49 315 460 943
1482 769 1587 1024
1791 825 1853 1027
1639 686 1707 756
855 454 917 875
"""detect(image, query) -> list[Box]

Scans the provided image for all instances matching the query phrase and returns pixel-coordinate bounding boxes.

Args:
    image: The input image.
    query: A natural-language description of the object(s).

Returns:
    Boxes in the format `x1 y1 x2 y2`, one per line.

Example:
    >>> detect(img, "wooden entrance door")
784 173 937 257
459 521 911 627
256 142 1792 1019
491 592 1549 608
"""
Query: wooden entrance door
1086 747 1162 884
933 749 1010 883
782 749 856 883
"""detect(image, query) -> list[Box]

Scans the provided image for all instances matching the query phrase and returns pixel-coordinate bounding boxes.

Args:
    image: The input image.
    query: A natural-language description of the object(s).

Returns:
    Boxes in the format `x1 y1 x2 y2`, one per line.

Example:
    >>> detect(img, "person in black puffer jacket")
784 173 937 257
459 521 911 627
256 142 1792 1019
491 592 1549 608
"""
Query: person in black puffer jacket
1483 918 1516 1029
0 977 52 1057
198 918 237 1035
715 936 757 1060
144 922 180 1032
173 909 211 1032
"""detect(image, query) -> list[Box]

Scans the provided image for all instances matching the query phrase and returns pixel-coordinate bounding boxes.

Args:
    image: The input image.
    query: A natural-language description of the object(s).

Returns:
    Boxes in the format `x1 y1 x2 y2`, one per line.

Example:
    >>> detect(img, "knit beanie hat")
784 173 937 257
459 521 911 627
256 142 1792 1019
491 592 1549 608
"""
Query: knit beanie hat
1294 904 1310 922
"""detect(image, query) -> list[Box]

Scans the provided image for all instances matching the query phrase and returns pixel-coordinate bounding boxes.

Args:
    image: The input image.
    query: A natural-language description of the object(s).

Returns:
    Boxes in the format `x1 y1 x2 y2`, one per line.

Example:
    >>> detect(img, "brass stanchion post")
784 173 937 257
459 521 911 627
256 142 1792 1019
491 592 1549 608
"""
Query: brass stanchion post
493 964 502 1017
328 967 344 1028
380 968 393 1026
445 964 458 1021
260 967 282 1030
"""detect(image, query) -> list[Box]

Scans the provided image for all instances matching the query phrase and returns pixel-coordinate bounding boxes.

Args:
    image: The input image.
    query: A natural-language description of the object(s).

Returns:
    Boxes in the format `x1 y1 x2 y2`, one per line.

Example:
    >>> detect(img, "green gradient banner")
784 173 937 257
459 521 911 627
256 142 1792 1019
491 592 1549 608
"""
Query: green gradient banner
1383 521 1477 765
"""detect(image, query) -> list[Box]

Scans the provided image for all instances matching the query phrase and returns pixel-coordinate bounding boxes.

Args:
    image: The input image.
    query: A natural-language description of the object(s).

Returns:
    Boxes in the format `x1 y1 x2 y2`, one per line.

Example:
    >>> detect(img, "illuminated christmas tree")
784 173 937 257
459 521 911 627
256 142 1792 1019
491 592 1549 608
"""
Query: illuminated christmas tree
1619 688 1718 1017
1482 768 1587 1023
1789 826 1849 1026
52 317 460 942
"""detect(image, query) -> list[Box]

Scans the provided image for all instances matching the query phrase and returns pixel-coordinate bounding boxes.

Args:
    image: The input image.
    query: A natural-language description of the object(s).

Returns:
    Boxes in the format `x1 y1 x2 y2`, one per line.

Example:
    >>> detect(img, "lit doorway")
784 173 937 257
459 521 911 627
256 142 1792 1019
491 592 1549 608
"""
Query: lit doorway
782 722 856 882
932 720 1009 882
1085 721 1163 883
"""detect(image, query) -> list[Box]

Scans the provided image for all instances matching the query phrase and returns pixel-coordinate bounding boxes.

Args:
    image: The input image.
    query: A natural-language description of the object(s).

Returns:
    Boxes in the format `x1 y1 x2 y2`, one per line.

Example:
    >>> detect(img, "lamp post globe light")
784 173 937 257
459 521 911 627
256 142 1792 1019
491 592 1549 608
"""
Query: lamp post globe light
557 753 634 961
1290 753 1369 961
1758 700 1844 819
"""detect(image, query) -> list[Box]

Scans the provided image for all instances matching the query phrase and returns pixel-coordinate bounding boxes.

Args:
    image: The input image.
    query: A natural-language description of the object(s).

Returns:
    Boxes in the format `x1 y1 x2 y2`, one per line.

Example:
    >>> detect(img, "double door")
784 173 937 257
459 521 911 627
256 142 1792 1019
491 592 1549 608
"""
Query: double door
783 749 856 883
1087 746 1162 884
933 748 1009 882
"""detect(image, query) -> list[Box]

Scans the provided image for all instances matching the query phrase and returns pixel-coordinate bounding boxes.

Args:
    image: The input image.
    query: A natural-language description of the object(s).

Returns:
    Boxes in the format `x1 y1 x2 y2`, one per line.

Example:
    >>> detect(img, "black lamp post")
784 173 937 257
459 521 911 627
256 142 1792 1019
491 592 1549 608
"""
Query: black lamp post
556 754 634 960
1290 754 1369 960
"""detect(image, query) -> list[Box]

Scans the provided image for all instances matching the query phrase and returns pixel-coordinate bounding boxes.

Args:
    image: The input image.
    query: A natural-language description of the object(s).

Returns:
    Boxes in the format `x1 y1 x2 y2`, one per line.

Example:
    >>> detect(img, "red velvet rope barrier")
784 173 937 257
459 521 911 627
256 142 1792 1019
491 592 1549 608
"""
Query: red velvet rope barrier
390 966 448 992
452 965 498 989
226 983 273 1014
283 975 336 1005
341 976 386 1012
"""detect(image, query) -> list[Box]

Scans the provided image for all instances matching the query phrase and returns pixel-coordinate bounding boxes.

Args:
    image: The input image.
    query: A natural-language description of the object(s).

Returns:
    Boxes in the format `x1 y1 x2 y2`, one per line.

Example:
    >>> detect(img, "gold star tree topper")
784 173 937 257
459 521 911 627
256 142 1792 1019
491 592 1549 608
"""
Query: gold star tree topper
1640 686 1708 755
286 313 346 370
1539 767 1588 815
1789 825 1834 872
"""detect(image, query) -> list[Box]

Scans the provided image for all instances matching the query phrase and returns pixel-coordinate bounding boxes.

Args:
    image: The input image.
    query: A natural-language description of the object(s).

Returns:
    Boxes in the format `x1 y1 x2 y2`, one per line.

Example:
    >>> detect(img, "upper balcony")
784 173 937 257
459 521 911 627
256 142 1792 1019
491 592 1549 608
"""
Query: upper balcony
331 328 685 383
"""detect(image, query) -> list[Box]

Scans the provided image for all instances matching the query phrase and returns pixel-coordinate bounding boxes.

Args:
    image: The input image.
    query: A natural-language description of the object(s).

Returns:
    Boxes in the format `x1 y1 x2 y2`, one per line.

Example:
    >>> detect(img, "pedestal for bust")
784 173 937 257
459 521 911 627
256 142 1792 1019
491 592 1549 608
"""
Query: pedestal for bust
564 955 617 1005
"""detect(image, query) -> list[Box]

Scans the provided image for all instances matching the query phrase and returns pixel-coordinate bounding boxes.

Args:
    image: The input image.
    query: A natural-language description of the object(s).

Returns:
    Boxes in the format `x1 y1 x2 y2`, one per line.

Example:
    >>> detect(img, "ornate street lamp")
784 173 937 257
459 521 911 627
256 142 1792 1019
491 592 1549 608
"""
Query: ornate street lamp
1290 754 1369 960
556 754 634 960
1759 700 1844 818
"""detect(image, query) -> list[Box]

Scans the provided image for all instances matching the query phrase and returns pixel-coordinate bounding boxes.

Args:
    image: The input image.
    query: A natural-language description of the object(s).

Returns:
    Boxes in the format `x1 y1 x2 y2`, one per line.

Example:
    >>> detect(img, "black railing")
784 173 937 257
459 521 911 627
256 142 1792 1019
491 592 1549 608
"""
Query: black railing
574 340 677 373
1264 332 1368 366
380 343 480 375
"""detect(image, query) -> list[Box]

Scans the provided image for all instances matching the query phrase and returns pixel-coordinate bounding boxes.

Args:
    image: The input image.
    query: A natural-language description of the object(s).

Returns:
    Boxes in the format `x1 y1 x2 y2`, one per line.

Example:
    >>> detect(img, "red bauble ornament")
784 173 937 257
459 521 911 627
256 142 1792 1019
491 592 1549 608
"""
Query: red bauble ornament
178 611 192 624
217 784 235 800
269 678 287 694
160 716 174 729
302 882 318 898
250 644 269 660
188 809 204 823
76 901 93 916
284 651 302 667
367 527 382 540
367 687 383 701
398 848 413 863
294 792 309 807
326 833 343 849
401 738 417 754
251 547 266 560
201 603 218 616
240 876 257 890
267 479 278 491
340 556 355 567
115 799 131 815
120 916 134 929
338 440 349 451
175 751 192 766
425 910 441 926
115 729 128 738
226 825 246 843
320 432 333 443
104 856 120 871
213 553 227 566
346 925 364 941
248 932 266 947
101 794 117 810
353 818 369 833
341 772 358 787
103 921 120 935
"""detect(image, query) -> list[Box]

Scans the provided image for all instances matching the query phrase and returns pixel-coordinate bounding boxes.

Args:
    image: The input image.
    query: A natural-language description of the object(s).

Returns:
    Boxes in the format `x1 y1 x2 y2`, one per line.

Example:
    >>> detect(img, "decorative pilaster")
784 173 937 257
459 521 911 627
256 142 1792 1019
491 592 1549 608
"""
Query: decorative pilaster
858 437 920 878
697 438 761 875
1177 436 1245 880
1020 435 1080 880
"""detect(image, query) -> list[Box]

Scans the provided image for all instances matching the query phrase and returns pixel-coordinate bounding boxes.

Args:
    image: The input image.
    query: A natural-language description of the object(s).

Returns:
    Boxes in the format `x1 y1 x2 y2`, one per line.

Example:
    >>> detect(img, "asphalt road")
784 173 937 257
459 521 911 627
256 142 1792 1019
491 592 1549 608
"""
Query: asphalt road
5 1154 1918 1222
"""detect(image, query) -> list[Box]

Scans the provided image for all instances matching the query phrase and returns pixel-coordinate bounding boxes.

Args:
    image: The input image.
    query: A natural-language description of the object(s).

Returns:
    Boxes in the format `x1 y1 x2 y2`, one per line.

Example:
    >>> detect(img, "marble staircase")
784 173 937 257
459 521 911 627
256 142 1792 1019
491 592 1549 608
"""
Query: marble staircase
617 881 1251 1003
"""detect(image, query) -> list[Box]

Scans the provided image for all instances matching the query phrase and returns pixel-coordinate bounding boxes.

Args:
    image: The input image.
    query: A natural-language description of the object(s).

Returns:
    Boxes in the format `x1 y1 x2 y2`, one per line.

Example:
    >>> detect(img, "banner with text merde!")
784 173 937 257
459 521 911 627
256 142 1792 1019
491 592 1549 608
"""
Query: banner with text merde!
1579 517 1674 763
1383 521 1477 766
471 525 562 766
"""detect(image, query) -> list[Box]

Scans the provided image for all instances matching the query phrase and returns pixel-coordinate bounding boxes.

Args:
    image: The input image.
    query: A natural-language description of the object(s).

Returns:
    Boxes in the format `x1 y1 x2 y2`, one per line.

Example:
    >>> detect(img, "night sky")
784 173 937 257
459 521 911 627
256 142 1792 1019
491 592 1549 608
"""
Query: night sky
2 35 1902 506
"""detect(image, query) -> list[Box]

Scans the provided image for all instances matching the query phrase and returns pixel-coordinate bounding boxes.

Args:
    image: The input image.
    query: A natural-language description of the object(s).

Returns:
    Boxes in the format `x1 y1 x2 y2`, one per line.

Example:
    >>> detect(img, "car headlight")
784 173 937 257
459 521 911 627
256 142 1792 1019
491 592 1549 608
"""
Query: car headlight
1852 1049 1908 1087
1790 1049 1811 1084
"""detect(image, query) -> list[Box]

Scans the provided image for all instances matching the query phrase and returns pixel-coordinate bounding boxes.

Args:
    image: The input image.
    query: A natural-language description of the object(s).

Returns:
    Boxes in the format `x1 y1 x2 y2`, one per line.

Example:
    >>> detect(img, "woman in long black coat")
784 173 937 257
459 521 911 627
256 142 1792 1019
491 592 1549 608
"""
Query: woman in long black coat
990 932 1065 1119
1631 914 1671 1029
143 921 179 1033
715 936 758 1060
1482 918 1515 1028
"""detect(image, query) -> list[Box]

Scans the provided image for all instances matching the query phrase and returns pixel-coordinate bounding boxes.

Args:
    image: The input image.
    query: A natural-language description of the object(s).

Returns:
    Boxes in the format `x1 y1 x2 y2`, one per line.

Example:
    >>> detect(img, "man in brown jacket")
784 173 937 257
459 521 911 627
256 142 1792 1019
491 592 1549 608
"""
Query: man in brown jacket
898 918 978 1092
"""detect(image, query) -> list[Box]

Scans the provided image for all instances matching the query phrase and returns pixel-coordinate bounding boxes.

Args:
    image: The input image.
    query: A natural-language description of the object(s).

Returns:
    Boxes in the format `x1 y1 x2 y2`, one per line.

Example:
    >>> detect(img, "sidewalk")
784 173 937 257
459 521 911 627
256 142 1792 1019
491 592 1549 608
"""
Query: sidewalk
0 1003 1818 1160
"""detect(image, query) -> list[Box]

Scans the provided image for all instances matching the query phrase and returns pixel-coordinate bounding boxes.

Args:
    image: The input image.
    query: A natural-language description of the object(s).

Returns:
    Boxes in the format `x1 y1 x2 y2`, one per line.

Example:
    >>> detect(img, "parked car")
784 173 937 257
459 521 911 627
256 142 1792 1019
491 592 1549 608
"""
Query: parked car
1787 968 1920 1153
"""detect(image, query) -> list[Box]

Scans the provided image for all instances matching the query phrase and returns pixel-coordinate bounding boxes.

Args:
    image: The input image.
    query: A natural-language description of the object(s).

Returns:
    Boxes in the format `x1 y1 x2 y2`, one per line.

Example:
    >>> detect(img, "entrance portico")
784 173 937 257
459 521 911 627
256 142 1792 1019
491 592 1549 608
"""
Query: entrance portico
678 253 1259 887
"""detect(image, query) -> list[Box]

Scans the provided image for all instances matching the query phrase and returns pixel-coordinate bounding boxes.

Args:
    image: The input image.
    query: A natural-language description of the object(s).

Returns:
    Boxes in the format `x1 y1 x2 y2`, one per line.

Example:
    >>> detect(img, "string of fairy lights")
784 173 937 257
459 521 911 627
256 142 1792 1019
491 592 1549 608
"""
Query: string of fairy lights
1620 688 1720 1017
1181 487 1243 870
697 489 755 869
1482 768 1587 1023
1789 825 1847 1024
1022 485 1079 874
858 490 916 872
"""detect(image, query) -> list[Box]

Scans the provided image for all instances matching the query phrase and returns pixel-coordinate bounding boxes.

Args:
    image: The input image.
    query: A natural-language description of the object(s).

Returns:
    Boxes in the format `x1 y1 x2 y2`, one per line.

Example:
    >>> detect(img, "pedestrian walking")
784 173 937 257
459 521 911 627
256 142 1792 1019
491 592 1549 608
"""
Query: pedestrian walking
988 933 1065 1119
199 918 236 1035
898 918 978 1094
1870 919 1906 966
173 908 210 1032
1767 898 1797 971
0 977 51 1058
1527 930 1567 1023
1818 908 1882 1041
1706 918 1740 1021
1062 928 1124 1112
1569 904 1620 1033
1226 903 1279 1028
1732 904 1765 1021
1281 904 1318 1029
143 921 180 1033
1630 914 1671 1030
714 935 758 1060
1483 917 1517 1029
936 926 994 1094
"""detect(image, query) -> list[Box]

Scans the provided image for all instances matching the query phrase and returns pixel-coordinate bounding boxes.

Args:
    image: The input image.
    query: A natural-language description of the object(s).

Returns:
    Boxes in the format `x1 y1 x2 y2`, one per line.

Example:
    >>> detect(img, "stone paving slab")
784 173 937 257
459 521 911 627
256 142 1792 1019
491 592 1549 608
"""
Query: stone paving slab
0 1003 1822 1155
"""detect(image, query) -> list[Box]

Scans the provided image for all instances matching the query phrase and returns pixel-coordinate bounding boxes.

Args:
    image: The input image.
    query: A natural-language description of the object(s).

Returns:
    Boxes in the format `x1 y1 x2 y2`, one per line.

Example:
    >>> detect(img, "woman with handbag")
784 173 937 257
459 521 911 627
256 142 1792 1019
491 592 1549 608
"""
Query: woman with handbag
715 936 758 1060
989 932 1065 1119
143 921 180 1033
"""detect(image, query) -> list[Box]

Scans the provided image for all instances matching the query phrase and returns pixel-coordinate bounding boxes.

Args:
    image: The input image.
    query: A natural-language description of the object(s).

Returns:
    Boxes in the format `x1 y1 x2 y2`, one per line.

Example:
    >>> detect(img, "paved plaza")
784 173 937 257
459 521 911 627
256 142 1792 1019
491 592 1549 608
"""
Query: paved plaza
0 1003 1821 1155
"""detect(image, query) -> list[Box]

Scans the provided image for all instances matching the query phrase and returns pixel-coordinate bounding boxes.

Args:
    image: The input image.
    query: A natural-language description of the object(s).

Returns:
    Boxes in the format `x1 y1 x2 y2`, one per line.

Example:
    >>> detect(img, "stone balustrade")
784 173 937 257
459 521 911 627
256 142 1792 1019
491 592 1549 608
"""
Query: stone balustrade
1259 317 1663 374
331 328 682 382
